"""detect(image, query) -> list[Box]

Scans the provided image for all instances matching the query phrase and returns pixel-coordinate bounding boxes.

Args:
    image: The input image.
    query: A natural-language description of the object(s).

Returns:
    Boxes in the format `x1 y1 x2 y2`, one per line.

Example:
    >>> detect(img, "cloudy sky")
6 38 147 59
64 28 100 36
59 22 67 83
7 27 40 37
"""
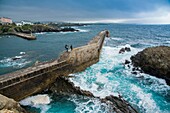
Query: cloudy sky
0 0 170 24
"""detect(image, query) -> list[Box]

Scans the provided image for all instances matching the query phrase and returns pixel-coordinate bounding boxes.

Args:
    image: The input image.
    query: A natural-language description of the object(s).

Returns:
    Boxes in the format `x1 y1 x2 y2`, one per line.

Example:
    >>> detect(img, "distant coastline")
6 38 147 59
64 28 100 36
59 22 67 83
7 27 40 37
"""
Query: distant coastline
0 22 89 40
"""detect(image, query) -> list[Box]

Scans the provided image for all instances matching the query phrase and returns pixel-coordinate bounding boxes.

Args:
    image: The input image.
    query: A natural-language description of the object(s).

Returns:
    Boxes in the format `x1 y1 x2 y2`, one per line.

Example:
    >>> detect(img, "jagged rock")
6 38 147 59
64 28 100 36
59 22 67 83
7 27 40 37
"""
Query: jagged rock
49 77 138 113
119 48 125 54
49 77 94 97
131 46 170 85
125 47 131 52
119 47 131 54
125 60 130 64
101 95 138 113
60 27 79 32
0 94 27 113
131 71 138 75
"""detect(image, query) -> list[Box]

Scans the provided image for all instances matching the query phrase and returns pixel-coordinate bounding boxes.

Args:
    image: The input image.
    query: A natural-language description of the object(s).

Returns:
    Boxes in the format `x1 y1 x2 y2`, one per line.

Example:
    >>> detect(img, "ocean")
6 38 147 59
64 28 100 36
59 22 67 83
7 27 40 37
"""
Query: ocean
0 24 170 113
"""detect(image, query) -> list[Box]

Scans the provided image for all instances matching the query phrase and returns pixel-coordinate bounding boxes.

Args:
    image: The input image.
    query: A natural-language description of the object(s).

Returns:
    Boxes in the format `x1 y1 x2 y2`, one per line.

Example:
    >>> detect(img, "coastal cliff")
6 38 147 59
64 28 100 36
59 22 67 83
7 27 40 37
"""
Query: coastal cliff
131 46 170 85
0 23 78 40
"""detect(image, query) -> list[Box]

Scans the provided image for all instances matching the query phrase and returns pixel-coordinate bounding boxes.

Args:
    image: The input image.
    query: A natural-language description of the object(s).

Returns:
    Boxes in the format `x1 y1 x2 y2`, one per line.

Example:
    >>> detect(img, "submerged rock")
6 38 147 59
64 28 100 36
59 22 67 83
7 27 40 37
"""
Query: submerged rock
131 46 170 85
0 94 27 113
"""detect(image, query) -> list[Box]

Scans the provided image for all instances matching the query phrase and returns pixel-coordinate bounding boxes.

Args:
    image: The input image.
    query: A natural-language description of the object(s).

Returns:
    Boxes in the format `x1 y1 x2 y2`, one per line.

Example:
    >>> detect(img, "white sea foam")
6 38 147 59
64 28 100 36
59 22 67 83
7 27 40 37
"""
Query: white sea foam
130 84 161 113
70 42 170 112
0 56 30 68
69 95 110 113
20 94 51 113
20 94 51 105
35 32 46 35
77 29 89 32
70 44 142 98
20 52 26 55
110 37 123 41
166 40 170 44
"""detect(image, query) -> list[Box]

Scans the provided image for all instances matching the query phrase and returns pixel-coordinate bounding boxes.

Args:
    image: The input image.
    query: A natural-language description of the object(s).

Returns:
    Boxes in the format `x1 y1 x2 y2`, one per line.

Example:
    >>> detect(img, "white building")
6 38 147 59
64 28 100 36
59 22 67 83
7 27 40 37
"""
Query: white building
21 21 33 25
16 21 33 26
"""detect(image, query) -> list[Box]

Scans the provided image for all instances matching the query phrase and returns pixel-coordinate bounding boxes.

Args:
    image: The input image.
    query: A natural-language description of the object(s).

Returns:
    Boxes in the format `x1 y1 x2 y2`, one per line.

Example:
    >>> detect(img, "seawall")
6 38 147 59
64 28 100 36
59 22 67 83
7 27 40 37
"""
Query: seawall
0 30 108 101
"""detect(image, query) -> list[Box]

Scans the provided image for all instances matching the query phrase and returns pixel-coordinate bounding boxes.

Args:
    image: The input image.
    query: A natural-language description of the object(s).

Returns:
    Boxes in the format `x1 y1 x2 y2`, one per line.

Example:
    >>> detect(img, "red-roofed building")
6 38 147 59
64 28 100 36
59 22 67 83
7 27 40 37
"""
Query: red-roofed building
0 17 13 25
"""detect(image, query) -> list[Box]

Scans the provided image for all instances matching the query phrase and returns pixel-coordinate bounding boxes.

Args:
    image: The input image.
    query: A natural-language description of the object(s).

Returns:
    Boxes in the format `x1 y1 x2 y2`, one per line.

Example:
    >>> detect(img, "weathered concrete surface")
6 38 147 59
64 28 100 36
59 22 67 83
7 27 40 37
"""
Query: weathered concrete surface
13 32 36 40
0 30 107 101
0 94 27 113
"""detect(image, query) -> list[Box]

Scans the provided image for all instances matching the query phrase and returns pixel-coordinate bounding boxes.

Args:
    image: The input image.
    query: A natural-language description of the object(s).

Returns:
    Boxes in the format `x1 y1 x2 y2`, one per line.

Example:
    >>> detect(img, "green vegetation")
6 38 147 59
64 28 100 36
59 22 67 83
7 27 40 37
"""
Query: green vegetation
0 22 82 35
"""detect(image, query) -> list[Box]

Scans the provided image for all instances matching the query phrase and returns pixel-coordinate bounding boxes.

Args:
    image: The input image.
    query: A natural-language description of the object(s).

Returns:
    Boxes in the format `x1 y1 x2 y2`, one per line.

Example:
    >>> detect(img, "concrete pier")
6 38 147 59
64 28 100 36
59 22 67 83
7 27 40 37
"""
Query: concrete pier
13 32 36 40
0 30 108 101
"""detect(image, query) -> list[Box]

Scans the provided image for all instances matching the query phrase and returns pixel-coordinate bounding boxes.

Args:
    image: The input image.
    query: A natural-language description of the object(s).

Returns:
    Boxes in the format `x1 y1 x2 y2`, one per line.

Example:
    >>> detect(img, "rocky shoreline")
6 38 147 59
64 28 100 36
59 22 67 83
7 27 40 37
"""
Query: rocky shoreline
0 94 27 113
131 46 170 85
48 77 138 113
0 23 79 40
0 76 138 113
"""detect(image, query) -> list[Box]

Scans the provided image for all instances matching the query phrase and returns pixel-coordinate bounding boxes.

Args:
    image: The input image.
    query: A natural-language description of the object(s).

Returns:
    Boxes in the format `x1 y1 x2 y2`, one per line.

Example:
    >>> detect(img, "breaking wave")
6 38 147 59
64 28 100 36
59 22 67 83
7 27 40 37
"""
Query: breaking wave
69 44 170 113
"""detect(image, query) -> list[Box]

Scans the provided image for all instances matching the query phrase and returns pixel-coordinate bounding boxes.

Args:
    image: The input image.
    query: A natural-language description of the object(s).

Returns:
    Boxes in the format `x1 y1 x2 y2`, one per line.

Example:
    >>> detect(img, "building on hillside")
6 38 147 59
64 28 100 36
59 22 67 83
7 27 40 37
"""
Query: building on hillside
15 22 22 26
15 20 34 26
0 17 13 25
21 21 33 25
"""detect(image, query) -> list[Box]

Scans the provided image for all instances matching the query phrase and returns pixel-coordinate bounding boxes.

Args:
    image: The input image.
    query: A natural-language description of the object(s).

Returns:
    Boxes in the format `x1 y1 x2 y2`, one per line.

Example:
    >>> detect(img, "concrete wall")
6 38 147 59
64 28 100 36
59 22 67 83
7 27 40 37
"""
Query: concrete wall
0 30 107 101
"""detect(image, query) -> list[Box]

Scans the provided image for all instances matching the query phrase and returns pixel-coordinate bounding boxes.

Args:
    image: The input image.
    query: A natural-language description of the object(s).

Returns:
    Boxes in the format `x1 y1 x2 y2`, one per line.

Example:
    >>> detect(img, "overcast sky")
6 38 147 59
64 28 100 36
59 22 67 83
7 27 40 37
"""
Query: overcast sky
0 0 170 24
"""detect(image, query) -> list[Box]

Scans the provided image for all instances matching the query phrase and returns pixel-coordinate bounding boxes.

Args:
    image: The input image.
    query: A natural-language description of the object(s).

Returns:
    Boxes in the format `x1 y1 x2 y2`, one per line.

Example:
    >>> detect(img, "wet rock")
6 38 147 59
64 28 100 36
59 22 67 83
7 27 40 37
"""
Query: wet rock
125 60 130 64
12 57 21 61
101 95 138 113
119 47 131 54
131 46 170 85
49 77 94 97
60 27 79 32
119 48 125 54
125 47 131 52
132 71 138 75
49 77 138 113
0 94 27 113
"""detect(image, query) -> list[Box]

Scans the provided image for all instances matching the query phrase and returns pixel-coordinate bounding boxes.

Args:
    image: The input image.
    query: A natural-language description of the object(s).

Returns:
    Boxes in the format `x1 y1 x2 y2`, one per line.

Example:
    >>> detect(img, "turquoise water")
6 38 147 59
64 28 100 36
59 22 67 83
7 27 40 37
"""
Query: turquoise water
1 24 170 113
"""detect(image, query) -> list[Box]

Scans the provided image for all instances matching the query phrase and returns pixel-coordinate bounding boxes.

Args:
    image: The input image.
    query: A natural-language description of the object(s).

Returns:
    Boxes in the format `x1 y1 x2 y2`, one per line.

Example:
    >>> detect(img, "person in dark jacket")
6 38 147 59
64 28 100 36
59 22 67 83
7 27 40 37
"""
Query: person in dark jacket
65 44 69 52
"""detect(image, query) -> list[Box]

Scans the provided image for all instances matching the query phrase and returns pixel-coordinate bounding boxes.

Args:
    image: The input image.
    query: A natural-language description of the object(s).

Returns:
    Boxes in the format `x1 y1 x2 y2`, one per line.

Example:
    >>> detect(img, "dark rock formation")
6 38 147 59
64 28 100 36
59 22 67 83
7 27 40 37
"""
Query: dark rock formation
119 47 131 54
49 77 138 113
0 94 27 113
131 46 170 85
49 77 94 97
125 60 130 64
125 47 131 52
60 27 79 32
119 48 125 54
101 95 138 113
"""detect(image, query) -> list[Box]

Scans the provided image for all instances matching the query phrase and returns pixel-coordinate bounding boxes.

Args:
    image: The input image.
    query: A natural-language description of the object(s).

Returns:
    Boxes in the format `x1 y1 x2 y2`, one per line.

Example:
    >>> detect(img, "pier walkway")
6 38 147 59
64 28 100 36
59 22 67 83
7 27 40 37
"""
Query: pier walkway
0 30 108 101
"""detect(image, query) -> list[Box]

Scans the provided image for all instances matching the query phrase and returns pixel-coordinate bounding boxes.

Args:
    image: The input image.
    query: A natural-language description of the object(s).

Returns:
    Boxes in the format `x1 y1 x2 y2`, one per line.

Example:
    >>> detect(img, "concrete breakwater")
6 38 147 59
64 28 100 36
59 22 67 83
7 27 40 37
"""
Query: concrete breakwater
13 32 36 40
0 30 108 101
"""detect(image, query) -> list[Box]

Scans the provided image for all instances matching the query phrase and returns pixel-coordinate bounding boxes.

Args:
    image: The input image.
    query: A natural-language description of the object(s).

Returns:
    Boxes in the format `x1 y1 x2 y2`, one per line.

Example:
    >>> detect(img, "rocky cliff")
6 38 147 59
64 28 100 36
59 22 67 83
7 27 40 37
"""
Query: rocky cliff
131 46 170 85
0 94 27 113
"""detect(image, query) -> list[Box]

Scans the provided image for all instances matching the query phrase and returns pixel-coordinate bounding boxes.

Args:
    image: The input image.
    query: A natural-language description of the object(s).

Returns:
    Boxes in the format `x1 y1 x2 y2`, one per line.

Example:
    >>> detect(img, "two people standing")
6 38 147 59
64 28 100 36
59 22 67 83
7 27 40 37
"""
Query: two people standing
65 44 73 52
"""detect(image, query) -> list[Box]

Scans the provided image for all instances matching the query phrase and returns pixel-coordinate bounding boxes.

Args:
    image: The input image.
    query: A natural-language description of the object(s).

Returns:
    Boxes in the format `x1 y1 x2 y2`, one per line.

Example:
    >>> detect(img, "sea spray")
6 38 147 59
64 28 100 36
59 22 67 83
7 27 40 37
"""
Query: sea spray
70 45 170 113
20 94 51 113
